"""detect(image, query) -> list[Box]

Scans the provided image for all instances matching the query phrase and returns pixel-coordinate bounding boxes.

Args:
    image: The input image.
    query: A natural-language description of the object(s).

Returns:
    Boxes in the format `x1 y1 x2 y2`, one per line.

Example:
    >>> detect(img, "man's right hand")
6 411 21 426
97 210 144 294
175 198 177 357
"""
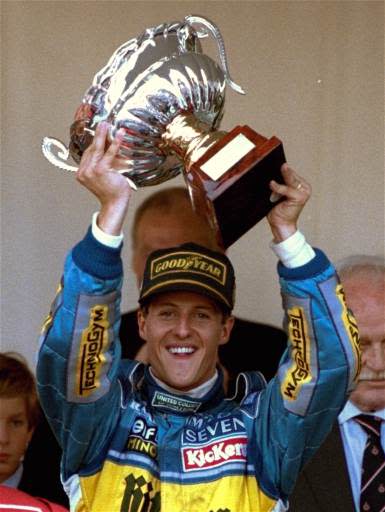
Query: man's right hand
76 122 134 235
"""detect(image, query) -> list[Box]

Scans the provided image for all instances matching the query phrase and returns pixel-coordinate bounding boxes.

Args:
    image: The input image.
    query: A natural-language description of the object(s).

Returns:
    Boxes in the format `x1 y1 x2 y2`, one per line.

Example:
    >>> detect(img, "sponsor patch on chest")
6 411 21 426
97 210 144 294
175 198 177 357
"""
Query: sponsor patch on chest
151 390 201 413
182 435 247 472
126 417 158 459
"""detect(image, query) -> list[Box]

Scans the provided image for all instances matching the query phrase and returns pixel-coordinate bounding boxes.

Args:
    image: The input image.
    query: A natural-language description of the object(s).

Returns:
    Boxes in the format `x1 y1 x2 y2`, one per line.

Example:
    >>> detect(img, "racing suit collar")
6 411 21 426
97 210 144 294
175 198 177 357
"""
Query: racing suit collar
142 365 225 415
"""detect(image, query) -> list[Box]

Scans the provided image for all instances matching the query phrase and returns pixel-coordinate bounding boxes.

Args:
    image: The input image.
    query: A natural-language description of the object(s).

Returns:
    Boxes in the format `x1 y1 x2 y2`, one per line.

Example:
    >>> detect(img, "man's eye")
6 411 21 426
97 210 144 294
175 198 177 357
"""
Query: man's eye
159 310 173 318
196 312 210 320
11 420 24 427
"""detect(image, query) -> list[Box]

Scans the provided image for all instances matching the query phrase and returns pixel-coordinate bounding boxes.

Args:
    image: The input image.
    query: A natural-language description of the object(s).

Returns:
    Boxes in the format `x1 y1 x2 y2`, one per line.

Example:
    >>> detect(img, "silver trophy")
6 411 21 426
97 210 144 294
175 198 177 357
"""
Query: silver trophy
42 15 245 188
43 15 285 248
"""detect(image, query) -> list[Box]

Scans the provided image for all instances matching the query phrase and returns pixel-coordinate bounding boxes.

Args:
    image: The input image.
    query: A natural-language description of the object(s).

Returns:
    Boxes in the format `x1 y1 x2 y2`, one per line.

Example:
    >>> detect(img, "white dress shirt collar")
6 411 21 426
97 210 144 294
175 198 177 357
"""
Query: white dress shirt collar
2 463 23 488
339 399 385 424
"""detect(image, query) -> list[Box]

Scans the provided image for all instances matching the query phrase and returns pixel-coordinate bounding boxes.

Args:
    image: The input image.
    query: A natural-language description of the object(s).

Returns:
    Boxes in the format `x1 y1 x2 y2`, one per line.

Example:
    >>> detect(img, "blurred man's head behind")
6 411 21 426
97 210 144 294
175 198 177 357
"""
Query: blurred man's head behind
338 255 385 412
131 186 221 286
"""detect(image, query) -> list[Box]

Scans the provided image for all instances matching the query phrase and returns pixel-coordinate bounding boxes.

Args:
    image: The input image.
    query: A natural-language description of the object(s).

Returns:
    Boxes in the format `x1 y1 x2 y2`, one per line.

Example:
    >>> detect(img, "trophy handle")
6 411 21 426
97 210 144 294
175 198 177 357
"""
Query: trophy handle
184 15 246 95
41 137 79 172
42 136 138 190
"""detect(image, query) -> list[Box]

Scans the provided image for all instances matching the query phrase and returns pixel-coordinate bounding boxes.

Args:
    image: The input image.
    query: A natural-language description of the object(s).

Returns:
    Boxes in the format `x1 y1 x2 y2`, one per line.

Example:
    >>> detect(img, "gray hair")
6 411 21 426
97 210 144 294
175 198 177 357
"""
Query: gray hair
336 254 385 283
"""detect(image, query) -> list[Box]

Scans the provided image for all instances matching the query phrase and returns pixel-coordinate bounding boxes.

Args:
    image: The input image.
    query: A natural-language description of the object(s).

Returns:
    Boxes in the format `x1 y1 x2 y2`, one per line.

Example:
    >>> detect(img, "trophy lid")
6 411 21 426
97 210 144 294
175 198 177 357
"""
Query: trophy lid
42 15 245 187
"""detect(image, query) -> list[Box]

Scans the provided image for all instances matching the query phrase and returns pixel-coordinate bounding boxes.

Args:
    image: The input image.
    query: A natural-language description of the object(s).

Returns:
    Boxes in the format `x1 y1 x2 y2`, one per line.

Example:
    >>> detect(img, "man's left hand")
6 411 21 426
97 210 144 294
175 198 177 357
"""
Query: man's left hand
267 164 311 242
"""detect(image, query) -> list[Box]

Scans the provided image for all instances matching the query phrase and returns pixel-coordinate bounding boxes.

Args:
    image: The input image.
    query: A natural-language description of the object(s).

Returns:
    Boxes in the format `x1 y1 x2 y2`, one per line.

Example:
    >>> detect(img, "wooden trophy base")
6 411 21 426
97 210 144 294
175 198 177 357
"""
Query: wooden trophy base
184 125 286 249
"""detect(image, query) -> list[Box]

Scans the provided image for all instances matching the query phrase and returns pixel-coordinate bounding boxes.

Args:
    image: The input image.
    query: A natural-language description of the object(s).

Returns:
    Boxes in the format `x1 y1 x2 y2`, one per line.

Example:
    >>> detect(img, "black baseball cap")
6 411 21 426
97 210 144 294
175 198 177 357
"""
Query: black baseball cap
138 243 235 312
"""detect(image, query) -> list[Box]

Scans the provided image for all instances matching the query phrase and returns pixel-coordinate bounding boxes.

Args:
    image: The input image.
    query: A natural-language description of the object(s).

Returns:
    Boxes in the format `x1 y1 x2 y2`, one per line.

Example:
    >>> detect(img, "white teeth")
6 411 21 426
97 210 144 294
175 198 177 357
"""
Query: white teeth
359 371 385 380
168 347 195 355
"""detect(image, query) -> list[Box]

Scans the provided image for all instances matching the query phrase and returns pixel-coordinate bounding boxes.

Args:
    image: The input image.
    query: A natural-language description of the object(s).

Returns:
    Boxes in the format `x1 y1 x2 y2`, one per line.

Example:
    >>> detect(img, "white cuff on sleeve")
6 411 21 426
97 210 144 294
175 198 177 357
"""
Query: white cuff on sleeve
270 230 315 268
91 212 123 249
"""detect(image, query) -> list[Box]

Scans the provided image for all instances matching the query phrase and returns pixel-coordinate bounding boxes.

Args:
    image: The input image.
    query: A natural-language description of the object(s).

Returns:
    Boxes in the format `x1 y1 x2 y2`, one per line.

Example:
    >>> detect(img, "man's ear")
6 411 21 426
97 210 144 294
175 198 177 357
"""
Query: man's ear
219 315 235 346
132 253 142 289
137 308 147 340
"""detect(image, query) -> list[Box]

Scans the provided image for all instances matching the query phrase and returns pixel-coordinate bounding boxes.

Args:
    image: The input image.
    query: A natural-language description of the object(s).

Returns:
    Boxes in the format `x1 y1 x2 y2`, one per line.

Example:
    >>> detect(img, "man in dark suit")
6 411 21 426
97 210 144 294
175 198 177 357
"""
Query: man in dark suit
289 255 385 512
22 414 69 507
119 186 287 384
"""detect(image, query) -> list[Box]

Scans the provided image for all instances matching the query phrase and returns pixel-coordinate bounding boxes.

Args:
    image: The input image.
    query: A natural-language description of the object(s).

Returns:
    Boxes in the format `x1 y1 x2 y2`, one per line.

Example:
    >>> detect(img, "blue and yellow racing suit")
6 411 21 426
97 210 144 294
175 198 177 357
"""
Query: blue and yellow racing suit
36 228 360 512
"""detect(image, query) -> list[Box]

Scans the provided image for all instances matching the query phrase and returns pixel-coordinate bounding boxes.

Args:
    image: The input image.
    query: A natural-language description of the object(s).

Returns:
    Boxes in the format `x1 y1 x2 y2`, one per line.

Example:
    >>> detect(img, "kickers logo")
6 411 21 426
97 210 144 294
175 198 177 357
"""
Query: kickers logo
182 436 247 472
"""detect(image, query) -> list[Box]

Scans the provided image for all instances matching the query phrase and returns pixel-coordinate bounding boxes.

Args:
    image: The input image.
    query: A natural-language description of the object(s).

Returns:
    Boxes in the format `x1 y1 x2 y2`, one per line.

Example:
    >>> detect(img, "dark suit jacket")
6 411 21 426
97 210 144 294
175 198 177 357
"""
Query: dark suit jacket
119 309 287 382
20 413 69 508
289 423 355 511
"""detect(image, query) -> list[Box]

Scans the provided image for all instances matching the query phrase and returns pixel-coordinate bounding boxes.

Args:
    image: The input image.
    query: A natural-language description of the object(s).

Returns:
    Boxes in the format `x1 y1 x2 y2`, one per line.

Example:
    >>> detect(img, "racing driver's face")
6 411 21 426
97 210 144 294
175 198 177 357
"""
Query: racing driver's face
138 291 234 392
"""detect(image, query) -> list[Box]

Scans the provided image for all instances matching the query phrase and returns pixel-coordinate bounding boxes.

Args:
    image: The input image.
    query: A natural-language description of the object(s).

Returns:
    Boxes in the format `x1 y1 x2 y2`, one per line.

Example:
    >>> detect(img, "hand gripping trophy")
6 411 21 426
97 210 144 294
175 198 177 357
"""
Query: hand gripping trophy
42 15 285 248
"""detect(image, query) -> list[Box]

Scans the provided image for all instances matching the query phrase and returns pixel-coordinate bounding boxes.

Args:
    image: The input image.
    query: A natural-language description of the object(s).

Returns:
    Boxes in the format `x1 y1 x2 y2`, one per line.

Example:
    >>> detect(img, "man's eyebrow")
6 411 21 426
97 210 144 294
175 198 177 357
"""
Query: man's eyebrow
7 412 26 419
153 301 215 310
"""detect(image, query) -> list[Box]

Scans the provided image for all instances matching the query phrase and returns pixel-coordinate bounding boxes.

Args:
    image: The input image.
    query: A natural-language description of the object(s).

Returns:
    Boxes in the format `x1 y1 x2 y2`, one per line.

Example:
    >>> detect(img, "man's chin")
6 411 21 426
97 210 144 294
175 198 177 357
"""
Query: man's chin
158 352 205 390
350 382 385 411
165 370 201 392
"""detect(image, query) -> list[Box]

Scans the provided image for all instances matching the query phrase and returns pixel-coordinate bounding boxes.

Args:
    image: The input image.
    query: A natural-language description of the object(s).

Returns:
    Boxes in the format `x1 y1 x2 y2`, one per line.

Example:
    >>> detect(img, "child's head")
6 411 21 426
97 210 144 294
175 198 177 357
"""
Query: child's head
0 352 40 483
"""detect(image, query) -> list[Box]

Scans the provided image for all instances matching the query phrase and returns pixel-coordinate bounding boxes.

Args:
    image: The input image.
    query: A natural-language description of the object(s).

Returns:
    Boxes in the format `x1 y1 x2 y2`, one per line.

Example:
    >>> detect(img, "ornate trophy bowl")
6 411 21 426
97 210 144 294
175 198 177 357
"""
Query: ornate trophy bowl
42 15 285 248
42 16 243 187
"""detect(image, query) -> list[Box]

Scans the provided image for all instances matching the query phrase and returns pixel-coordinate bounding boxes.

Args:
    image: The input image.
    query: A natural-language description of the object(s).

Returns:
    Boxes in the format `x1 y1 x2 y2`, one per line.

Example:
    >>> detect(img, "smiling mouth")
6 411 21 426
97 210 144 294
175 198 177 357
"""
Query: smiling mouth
166 346 197 356
359 374 385 382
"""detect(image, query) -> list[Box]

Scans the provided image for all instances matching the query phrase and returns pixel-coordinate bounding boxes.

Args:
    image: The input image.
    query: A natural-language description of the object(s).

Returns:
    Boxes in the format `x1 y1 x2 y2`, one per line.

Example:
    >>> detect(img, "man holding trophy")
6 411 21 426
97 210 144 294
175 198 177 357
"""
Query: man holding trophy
38 16 360 511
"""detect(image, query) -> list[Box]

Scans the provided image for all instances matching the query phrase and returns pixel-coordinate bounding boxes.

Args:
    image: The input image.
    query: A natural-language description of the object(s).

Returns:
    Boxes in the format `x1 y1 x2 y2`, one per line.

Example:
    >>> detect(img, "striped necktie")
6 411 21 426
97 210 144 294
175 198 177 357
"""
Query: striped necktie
355 414 385 511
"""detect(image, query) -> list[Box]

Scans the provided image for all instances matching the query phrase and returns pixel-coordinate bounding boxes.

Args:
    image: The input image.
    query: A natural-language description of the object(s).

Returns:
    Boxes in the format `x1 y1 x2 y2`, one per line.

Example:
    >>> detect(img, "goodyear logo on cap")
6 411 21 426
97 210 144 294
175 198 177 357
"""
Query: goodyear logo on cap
151 251 226 285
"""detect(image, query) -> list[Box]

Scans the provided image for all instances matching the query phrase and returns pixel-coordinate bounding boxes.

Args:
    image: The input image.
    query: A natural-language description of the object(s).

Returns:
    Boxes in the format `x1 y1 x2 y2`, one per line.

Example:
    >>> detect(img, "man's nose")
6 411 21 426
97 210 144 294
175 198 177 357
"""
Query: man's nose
173 316 192 338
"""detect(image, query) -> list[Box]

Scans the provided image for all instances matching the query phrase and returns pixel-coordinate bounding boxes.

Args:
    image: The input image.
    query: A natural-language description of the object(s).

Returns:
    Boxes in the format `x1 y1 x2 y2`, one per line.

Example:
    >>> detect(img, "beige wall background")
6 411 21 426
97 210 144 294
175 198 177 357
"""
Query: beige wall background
1 1 384 368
